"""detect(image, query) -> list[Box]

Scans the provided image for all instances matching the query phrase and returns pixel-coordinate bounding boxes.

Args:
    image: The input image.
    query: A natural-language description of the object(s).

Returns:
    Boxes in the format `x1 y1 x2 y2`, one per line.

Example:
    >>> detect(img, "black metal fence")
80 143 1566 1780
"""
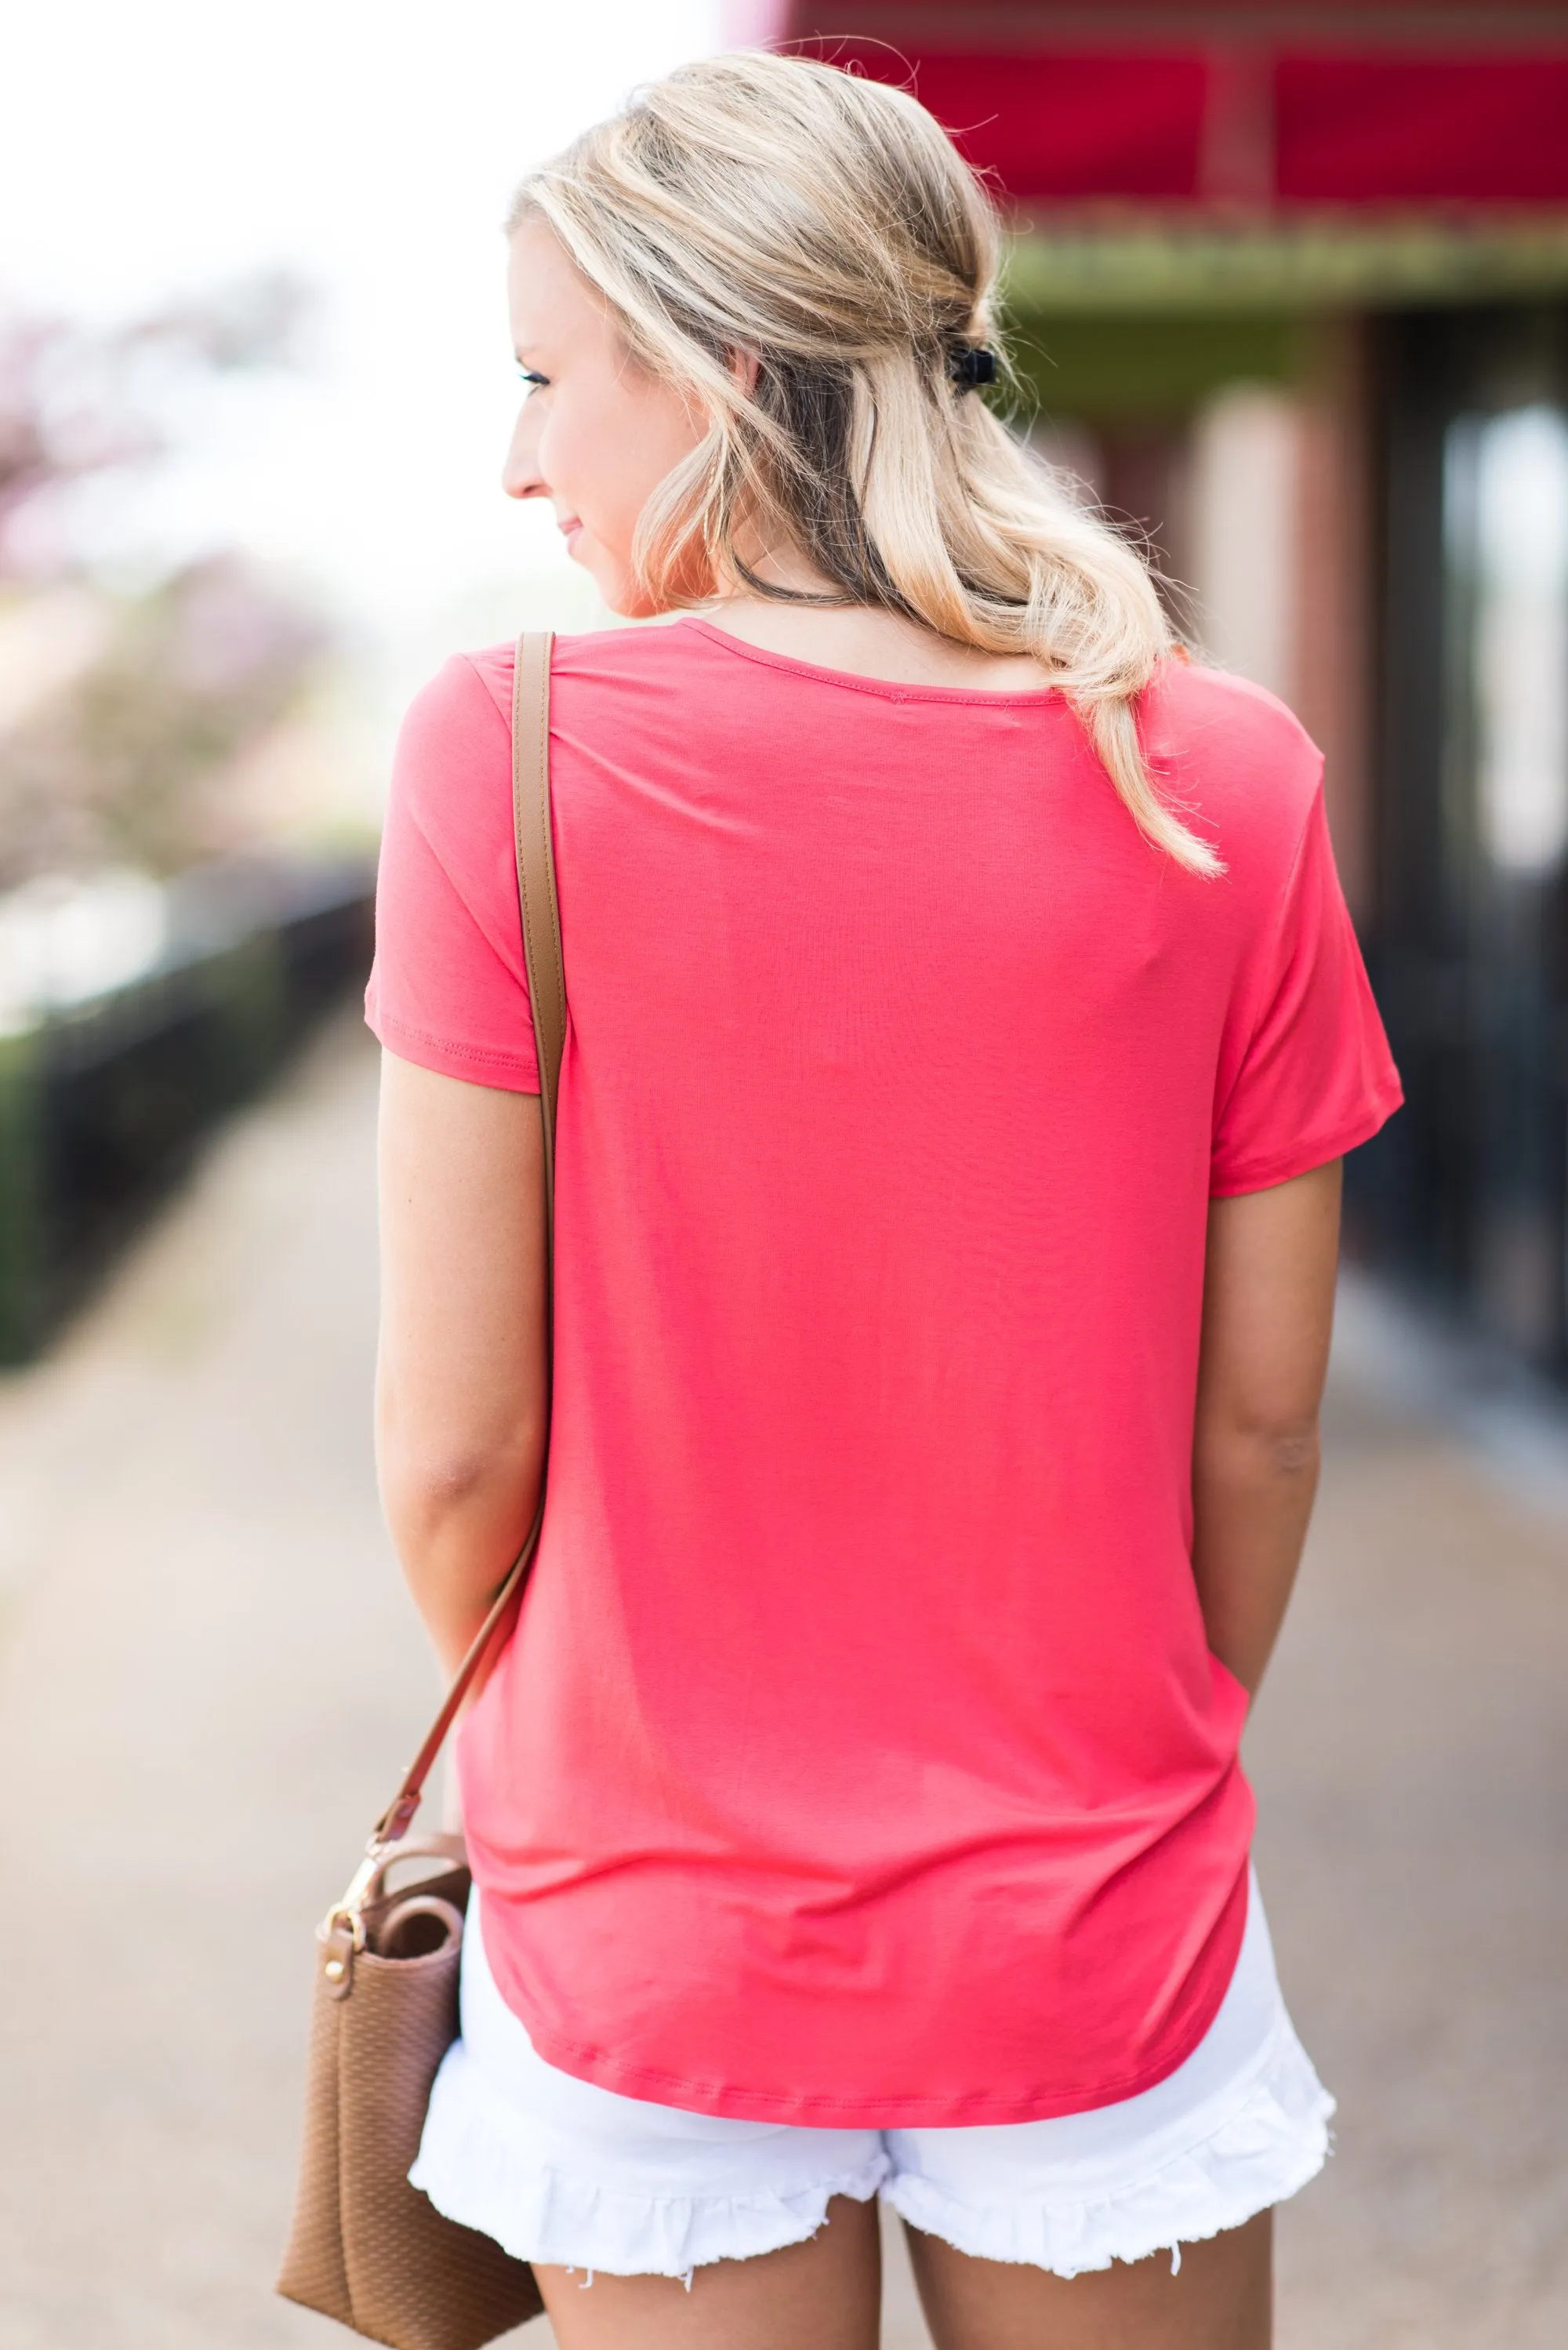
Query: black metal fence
0 856 374 1364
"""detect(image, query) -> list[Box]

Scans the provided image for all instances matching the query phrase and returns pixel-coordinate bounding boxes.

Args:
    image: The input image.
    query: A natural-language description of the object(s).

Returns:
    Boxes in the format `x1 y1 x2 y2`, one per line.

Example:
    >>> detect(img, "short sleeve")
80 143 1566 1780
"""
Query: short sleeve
1210 789 1401 1196
364 652 539 1093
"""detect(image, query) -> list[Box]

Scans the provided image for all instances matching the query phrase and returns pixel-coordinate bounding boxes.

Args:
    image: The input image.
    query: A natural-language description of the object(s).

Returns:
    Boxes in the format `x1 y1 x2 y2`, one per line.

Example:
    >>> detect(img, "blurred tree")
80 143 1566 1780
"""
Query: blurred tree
0 274 310 582
0 554 330 883
0 275 331 881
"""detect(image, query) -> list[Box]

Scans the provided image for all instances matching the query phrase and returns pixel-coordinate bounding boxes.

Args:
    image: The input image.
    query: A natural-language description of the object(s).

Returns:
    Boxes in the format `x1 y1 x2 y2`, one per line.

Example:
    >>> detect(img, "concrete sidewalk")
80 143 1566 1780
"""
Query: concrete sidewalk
1 1012 1564 2348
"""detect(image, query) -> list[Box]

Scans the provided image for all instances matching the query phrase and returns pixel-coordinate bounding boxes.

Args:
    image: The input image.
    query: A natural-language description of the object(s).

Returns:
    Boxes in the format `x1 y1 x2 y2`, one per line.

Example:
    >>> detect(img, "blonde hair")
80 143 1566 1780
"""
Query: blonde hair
510 51 1218 875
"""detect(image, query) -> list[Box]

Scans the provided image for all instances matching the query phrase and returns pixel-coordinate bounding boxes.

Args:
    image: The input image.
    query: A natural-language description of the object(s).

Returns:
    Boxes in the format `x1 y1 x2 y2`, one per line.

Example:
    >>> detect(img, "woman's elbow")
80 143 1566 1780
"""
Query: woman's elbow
379 1418 547 1544
1198 1410 1321 1487
1264 1422 1321 1480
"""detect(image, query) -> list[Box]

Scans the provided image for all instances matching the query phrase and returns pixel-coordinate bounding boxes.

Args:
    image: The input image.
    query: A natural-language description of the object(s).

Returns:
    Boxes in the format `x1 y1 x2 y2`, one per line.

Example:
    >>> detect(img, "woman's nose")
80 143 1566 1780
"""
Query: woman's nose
502 405 546 502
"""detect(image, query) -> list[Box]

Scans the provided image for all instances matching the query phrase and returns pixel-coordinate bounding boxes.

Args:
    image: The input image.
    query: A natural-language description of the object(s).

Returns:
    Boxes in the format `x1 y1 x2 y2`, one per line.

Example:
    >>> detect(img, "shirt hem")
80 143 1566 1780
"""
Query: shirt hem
480 1867 1250 2129
366 1001 541 1095
1210 1081 1403 1199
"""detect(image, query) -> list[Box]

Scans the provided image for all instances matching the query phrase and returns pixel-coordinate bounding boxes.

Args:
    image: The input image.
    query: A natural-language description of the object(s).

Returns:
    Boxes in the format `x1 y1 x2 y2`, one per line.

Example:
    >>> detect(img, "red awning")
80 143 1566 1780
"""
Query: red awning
1277 56 1568 205
731 7 1568 209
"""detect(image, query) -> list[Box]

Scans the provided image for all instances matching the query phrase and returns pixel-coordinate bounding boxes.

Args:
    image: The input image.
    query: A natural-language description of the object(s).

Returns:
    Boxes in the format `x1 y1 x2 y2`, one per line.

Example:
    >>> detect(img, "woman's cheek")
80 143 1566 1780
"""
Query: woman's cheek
546 417 613 559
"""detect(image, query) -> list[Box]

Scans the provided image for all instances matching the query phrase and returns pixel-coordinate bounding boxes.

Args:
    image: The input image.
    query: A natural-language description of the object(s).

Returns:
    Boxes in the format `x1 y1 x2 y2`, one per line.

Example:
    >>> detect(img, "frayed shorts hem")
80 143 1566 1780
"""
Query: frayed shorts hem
409 1872 1334 2284
410 2146 891 2286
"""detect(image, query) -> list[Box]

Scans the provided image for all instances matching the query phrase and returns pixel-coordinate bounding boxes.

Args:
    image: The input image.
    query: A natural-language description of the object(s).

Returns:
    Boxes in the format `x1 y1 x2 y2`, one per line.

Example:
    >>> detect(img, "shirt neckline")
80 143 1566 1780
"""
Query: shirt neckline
679 616 1063 707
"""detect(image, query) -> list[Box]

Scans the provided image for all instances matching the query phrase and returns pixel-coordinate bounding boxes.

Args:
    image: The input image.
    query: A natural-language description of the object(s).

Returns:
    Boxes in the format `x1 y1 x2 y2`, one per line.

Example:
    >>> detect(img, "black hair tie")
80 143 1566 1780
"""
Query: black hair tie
949 344 997 391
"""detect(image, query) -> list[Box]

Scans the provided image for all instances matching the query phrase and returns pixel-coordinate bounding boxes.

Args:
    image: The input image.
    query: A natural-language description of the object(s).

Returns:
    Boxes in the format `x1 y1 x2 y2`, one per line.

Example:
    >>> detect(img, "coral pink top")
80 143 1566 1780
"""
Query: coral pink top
366 619 1401 2125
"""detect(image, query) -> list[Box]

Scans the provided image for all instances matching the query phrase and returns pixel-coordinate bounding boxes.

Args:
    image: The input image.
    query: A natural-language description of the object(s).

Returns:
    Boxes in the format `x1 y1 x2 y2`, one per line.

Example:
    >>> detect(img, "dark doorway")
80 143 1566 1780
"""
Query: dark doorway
1359 305 1568 1376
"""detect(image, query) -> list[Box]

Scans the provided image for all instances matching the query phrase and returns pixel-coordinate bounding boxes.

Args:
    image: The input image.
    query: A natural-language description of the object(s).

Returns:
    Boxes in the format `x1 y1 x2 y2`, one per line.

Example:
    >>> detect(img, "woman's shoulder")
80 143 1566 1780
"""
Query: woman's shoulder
405 620 702 730
390 623 715 871
1143 656 1325 873
395 644 511 770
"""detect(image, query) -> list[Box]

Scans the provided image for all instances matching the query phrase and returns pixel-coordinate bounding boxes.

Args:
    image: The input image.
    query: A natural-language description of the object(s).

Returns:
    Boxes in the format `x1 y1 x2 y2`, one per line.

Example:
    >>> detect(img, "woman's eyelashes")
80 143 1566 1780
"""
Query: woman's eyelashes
517 367 550 394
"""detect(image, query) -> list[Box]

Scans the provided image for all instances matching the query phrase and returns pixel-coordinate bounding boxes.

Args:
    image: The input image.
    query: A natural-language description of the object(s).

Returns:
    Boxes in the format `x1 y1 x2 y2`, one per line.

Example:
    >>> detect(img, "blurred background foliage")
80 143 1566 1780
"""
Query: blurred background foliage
0 278 369 1362
0 277 332 887
0 0 706 1364
0 554 329 884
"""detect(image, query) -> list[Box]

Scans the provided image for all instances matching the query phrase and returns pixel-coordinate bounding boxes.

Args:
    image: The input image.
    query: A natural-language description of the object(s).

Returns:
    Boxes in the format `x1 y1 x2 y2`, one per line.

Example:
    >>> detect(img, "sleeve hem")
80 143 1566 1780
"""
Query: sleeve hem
365 1003 541 1096
1209 1082 1403 1198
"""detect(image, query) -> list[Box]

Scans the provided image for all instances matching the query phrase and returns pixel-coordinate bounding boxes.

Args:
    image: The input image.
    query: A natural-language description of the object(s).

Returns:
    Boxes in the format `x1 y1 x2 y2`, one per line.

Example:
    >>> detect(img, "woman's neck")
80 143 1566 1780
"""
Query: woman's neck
699 591 1057 695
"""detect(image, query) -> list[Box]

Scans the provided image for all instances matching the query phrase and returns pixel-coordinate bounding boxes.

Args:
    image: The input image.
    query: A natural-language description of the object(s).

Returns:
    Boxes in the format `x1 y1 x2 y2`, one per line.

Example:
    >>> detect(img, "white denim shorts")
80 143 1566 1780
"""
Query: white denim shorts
410 1870 1332 2284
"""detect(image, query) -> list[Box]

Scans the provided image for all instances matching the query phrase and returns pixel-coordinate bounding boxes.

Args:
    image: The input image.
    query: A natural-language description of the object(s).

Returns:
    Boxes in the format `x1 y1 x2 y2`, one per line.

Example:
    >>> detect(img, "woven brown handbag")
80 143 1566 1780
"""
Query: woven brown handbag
277 634 563 2348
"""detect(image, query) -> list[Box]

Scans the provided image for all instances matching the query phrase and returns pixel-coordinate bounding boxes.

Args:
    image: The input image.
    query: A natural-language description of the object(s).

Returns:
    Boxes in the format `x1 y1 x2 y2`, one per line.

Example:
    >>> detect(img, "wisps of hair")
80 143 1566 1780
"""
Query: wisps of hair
510 51 1219 875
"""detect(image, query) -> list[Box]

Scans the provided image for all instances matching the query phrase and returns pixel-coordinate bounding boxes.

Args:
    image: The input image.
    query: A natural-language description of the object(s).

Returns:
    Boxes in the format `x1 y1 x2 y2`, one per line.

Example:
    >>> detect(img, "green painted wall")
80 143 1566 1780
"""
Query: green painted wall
1000 310 1309 421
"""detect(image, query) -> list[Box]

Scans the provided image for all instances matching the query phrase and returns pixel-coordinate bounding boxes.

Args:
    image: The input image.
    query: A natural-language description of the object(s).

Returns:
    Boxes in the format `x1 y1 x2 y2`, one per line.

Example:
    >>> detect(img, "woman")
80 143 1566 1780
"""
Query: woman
367 51 1400 2350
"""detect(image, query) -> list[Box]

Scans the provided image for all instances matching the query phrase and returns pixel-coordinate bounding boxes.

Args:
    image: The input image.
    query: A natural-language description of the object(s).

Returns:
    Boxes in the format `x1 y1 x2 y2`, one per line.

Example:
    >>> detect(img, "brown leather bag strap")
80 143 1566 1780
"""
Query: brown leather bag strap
369 632 561 1848
513 630 567 1215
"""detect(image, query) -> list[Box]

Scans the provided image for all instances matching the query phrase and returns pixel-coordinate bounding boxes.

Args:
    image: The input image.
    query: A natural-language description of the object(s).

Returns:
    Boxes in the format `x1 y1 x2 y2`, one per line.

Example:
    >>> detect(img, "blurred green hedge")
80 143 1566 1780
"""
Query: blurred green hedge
0 857 372 1364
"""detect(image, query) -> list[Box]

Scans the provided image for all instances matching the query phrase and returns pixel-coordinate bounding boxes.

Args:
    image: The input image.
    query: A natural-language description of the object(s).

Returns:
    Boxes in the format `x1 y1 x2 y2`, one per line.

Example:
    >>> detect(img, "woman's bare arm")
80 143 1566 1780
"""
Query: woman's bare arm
1190 1160 1342 1697
376 1052 550 1678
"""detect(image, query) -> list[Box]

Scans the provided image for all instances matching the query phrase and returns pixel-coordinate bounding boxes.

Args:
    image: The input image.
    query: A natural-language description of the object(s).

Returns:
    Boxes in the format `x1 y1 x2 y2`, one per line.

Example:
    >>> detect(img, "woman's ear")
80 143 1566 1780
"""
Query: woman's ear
727 346 761 397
